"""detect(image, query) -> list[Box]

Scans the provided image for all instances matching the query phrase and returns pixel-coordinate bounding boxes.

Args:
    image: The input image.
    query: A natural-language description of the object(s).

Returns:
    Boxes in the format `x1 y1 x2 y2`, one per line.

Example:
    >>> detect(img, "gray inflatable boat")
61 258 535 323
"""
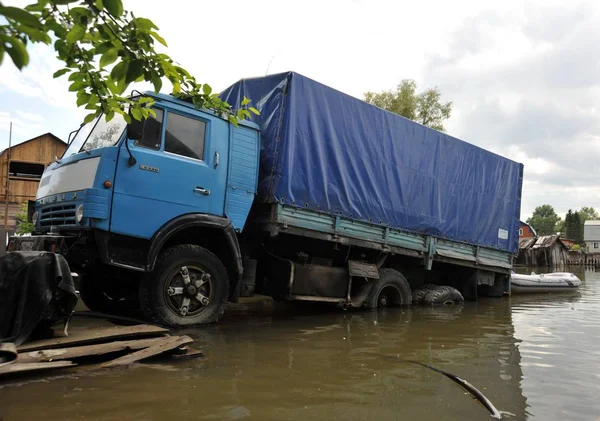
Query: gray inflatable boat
510 271 582 294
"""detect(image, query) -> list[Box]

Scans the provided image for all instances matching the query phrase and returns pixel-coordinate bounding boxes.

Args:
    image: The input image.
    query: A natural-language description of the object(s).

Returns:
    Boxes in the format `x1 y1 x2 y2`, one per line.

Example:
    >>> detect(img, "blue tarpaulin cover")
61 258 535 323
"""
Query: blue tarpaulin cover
220 72 523 253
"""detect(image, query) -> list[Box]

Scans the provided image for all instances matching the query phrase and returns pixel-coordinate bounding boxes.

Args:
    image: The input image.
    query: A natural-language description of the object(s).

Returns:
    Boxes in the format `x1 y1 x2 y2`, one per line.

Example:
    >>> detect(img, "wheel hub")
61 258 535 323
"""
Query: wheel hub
184 284 198 297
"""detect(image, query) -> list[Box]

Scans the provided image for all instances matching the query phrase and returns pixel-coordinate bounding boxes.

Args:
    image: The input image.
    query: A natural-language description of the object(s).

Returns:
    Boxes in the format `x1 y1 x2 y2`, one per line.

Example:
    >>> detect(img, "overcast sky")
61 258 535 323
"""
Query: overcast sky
1 0 598 220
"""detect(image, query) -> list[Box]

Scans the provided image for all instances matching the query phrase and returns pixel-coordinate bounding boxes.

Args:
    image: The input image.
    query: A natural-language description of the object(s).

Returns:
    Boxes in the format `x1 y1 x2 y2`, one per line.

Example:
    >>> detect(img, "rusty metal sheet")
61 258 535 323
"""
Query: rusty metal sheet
348 260 380 279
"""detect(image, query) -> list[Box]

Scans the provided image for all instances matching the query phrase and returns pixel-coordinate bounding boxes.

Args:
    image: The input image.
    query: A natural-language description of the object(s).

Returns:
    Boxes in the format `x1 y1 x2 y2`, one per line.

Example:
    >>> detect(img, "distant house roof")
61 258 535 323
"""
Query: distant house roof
584 220 600 226
519 220 537 236
519 234 568 251
0 132 66 158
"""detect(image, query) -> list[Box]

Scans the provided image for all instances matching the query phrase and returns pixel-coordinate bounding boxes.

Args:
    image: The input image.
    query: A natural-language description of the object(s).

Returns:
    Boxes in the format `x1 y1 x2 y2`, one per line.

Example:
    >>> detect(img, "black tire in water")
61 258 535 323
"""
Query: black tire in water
78 273 139 316
363 268 412 309
139 244 229 327
421 285 464 306
411 284 440 304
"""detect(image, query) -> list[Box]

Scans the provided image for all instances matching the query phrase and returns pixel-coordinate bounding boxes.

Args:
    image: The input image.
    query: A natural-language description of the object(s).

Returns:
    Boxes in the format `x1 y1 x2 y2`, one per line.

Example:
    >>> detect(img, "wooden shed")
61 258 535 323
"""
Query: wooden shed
516 235 569 268
0 132 66 229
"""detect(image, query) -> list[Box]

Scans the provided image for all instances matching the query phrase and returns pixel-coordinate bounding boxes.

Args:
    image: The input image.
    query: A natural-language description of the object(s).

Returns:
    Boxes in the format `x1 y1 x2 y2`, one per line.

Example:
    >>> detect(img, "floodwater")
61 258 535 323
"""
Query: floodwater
1 268 599 421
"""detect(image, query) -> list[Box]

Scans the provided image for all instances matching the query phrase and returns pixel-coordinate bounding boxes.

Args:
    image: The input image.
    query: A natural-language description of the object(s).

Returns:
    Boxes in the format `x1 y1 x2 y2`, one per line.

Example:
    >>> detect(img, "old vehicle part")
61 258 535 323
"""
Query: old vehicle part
139 244 229 327
363 268 412 309
411 284 440 304
421 286 464 306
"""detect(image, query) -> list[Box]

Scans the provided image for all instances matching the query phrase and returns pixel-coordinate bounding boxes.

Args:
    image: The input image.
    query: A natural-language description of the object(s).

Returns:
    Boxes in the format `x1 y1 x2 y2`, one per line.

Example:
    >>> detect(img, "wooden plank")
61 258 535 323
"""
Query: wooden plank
0 343 18 368
17 337 169 364
101 335 193 368
0 361 75 376
18 324 169 352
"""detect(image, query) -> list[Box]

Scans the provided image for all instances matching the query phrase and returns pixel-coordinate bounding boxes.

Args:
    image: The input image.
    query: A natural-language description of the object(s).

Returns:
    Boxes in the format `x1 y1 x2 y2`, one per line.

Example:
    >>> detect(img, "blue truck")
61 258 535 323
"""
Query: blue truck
8 71 523 327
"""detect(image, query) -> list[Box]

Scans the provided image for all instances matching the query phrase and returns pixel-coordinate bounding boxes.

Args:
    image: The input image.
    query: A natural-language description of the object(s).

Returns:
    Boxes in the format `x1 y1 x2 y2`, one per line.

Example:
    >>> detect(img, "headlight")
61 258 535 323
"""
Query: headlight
32 211 39 225
76 204 84 223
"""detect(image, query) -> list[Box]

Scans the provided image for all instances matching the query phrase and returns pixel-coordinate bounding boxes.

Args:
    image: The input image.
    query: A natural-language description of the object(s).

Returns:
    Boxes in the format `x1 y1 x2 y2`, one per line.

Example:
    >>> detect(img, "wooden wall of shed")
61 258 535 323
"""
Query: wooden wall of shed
0 134 66 202
516 243 568 268
0 202 20 229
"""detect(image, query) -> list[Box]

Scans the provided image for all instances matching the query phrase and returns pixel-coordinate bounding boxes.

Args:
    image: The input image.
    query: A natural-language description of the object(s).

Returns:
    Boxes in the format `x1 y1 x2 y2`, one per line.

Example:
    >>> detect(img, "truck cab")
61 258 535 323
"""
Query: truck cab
9 92 261 326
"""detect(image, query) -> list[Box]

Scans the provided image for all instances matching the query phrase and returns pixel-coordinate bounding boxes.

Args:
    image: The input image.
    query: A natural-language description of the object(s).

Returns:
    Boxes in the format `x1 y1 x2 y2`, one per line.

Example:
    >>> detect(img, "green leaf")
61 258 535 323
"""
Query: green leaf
0 6 43 29
103 0 123 17
125 59 144 84
2 35 29 69
241 96 251 106
68 81 86 92
130 107 142 120
134 18 158 32
76 93 91 106
25 1 49 12
249 107 260 116
202 84 212 95
53 68 71 78
149 31 167 46
151 73 162 93
83 112 97 124
68 72 84 82
95 0 104 10
66 24 86 44
99 48 119 68
147 108 157 118
228 115 239 127
110 60 128 80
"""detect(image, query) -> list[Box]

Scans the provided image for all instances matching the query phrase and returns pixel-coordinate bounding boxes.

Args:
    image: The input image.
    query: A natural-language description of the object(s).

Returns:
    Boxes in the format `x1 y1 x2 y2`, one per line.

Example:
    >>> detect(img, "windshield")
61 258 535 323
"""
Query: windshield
62 113 127 157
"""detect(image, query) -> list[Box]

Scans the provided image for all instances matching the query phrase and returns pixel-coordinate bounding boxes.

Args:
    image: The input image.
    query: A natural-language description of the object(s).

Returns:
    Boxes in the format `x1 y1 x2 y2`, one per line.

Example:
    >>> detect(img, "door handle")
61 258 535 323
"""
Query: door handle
214 151 219 169
194 187 211 195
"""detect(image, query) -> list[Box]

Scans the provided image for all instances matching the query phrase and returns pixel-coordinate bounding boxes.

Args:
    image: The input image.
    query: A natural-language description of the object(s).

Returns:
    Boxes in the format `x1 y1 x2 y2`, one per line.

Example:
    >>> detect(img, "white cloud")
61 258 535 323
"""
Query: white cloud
0 0 598 218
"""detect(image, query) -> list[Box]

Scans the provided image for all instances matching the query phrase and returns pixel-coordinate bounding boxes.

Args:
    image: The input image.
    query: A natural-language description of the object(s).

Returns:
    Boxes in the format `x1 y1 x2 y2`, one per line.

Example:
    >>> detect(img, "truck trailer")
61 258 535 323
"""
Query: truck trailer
8 71 524 327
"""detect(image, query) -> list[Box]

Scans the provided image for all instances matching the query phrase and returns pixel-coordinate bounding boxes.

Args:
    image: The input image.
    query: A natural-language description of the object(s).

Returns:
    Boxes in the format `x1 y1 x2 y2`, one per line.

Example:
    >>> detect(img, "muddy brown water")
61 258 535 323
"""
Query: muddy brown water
1 268 599 421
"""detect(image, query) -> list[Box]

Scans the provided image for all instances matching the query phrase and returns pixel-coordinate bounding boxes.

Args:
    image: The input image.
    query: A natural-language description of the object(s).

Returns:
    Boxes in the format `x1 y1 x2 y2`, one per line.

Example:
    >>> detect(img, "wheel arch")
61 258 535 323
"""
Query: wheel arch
146 213 243 301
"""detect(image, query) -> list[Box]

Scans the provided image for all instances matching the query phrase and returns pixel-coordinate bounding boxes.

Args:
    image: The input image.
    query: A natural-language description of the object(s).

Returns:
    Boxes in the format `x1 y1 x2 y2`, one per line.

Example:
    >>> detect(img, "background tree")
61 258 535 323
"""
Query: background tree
526 204 561 236
14 202 34 234
363 79 452 131
0 0 258 125
564 209 575 238
572 211 583 243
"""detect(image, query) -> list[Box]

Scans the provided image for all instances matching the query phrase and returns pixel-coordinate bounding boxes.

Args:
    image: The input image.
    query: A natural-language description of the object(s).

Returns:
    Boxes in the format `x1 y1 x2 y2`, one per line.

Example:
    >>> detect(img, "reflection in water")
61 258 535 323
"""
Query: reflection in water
0 269 598 421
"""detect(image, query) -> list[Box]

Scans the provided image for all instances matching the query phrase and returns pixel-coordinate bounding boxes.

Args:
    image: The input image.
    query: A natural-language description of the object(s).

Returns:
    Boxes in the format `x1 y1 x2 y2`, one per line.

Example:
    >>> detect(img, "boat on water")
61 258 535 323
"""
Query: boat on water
510 271 582 294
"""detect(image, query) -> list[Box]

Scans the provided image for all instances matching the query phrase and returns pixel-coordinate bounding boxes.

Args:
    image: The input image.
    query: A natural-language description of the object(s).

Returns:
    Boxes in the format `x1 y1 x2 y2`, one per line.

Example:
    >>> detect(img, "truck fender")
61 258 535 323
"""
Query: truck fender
146 214 243 294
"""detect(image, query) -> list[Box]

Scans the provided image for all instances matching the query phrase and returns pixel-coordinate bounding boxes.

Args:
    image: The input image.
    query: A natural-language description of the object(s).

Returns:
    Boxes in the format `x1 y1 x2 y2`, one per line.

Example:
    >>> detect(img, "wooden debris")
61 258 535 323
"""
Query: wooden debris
0 361 75 375
18 324 169 352
0 343 17 368
16 337 169 364
173 345 203 360
101 335 193 368
0 318 200 381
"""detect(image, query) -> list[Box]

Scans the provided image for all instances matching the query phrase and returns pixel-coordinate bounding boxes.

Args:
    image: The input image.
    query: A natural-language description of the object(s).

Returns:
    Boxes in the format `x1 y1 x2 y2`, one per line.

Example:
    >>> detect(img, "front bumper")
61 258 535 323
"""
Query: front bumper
8 235 71 253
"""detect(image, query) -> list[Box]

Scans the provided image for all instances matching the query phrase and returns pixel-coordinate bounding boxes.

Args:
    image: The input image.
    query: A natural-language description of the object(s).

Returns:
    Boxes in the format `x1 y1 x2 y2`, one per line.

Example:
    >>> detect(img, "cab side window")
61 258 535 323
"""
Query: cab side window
165 112 206 161
135 108 164 150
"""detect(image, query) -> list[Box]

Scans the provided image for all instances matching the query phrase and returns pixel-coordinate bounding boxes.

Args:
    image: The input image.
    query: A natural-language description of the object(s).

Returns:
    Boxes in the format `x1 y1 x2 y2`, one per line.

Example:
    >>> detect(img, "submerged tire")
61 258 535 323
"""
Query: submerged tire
139 244 229 327
411 284 440 304
421 286 464 306
363 268 412 309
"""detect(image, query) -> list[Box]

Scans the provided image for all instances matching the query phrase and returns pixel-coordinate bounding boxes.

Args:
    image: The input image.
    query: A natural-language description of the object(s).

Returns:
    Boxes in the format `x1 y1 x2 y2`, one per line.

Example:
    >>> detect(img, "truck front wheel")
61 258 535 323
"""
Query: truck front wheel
139 245 229 327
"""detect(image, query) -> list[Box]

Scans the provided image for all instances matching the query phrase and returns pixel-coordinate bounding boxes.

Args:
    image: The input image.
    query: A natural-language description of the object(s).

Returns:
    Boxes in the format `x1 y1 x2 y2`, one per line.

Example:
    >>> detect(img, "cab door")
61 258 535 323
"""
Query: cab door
110 105 230 239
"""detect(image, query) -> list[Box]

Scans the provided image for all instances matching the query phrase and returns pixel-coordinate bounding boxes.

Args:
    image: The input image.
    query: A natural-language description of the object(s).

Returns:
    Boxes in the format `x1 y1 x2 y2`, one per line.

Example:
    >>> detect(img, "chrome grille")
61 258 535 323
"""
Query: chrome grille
40 204 77 228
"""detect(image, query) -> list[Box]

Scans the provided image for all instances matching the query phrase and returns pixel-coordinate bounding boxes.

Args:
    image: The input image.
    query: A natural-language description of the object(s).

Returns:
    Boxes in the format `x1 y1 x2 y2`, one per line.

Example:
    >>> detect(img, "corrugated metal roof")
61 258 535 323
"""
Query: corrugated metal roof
532 235 561 249
519 234 567 250
519 237 537 249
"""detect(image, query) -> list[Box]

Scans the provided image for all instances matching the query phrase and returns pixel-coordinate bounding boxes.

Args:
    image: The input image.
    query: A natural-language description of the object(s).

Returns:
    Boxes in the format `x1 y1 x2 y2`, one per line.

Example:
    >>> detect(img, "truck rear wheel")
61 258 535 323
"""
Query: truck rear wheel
363 268 412 309
139 244 229 327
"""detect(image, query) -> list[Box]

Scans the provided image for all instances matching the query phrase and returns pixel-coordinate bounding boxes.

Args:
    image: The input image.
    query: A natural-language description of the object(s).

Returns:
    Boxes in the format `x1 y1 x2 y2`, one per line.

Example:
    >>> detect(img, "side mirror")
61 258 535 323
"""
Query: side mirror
127 117 143 141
